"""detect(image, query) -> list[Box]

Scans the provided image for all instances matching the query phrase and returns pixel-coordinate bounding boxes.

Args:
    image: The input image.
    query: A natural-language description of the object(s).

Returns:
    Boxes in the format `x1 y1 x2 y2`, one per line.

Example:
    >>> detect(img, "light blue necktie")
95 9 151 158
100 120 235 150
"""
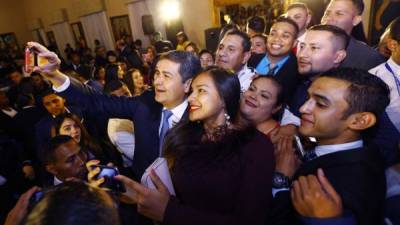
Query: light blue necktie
159 109 173 156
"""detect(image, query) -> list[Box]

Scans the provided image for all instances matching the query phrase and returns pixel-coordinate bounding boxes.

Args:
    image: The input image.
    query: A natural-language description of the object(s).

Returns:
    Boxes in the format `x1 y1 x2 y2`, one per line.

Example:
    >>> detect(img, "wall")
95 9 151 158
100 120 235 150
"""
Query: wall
0 0 32 47
21 0 128 31
181 0 215 49
1 0 374 51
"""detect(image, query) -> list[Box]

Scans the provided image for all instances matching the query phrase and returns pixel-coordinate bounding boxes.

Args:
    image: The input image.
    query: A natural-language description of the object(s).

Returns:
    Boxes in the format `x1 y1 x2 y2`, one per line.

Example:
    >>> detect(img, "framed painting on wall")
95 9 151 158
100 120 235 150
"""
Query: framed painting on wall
110 15 132 41
369 0 400 46
46 31 58 50
0 32 20 52
71 22 87 47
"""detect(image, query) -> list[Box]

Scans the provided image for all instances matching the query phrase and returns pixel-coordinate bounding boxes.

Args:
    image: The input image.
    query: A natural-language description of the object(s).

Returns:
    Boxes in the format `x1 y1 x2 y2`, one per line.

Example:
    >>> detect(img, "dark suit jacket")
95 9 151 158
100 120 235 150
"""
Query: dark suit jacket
268 146 386 225
86 79 103 92
13 106 45 161
248 53 300 103
119 46 143 71
59 78 189 180
340 38 385 71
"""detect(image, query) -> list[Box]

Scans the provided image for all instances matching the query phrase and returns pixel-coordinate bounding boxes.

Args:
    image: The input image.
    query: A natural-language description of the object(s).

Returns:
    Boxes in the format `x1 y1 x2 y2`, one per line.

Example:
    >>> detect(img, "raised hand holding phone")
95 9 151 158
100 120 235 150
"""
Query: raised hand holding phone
26 42 67 87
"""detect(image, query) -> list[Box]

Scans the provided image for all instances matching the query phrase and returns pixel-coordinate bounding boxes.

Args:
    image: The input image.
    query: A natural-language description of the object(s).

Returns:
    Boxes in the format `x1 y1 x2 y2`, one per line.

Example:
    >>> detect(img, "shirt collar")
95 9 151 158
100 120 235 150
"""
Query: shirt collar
164 100 188 121
315 139 363 157
388 57 400 73
54 176 63 185
256 54 290 75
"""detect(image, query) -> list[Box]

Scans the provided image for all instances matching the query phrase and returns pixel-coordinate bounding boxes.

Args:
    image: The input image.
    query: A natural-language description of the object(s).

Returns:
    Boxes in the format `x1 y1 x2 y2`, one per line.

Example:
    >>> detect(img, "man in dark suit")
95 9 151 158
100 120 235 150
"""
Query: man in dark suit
76 65 103 92
28 42 201 181
321 0 385 70
248 17 300 102
270 68 389 225
116 39 143 71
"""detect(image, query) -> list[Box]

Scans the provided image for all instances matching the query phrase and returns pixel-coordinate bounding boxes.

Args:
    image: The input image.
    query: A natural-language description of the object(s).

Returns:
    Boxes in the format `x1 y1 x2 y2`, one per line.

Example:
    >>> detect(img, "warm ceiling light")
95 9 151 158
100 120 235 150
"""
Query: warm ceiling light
160 0 181 22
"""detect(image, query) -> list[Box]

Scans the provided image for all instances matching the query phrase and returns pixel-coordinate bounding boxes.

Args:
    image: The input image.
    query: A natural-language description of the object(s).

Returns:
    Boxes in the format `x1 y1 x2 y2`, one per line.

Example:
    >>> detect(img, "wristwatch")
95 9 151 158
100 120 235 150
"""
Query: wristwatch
272 172 290 189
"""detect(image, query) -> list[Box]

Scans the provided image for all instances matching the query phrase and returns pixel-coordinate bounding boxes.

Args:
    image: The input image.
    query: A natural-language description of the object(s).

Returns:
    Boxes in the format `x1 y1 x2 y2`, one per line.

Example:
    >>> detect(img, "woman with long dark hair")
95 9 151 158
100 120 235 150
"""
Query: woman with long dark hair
113 67 275 225
51 113 122 166
123 68 148 96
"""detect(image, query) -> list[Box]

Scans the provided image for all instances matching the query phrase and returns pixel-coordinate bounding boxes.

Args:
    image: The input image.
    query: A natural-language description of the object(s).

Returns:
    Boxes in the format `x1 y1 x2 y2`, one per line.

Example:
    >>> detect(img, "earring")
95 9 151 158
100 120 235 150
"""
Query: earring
224 113 231 126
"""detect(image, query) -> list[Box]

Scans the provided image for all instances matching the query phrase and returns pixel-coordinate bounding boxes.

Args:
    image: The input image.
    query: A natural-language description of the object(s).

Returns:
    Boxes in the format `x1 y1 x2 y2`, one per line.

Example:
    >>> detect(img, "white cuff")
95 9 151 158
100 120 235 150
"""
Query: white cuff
281 108 301 126
52 76 71 92
272 188 290 197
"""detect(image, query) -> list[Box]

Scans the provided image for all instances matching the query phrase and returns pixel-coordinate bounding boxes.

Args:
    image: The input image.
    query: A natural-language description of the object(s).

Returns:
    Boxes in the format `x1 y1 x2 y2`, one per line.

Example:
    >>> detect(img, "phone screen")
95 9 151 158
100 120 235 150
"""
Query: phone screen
92 165 126 193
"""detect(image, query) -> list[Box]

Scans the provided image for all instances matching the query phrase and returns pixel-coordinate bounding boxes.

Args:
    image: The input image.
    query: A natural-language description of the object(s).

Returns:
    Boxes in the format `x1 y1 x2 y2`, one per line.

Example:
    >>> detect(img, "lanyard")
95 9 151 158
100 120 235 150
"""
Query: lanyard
385 63 400 96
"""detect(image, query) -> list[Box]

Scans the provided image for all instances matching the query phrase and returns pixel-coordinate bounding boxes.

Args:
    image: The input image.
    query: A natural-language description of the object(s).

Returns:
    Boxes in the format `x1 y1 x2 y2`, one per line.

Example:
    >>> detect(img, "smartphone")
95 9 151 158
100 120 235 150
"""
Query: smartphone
91 165 126 193
29 191 44 208
294 135 305 160
25 47 35 74
24 46 49 74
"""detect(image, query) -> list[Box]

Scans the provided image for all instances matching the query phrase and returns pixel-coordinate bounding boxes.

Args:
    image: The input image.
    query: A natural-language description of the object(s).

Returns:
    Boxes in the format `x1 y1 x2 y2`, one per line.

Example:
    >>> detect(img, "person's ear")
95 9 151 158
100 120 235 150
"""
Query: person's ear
333 49 347 64
183 78 192 94
46 164 58 176
241 51 251 64
347 112 376 131
352 15 362 27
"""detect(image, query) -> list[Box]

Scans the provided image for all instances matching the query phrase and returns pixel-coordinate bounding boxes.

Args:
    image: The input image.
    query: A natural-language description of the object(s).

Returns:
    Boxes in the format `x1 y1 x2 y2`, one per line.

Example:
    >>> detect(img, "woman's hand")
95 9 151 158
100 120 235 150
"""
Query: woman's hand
115 170 171 222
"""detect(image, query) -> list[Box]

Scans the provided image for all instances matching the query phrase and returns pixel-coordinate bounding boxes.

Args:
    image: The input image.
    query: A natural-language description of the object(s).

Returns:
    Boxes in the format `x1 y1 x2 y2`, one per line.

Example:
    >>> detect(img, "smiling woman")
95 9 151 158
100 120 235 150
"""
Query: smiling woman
116 66 275 225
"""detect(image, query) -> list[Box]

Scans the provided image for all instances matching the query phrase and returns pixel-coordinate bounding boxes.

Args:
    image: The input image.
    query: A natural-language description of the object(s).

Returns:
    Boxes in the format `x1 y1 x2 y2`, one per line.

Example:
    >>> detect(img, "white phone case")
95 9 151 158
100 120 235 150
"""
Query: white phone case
140 157 176 195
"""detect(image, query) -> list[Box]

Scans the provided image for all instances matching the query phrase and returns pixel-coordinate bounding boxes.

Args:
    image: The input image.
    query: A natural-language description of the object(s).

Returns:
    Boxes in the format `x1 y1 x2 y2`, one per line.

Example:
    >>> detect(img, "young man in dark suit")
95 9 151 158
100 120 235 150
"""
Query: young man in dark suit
248 17 300 102
321 0 385 70
270 68 389 225
28 42 201 181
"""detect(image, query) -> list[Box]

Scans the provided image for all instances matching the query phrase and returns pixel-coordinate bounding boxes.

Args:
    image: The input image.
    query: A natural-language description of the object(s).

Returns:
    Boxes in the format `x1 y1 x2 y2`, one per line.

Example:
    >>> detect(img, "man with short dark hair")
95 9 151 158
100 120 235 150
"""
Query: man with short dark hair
289 24 348 117
76 65 103 92
248 17 300 102
321 0 385 70
216 30 254 92
35 91 82 162
43 135 87 185
246 16 266 37
116 39 143 71
270 68 389 225
28 42 201 181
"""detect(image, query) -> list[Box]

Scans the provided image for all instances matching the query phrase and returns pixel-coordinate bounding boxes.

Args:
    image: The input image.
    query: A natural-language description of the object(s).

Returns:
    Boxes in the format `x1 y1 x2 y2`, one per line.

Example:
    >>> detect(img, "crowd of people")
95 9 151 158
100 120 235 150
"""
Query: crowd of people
0 0 400 225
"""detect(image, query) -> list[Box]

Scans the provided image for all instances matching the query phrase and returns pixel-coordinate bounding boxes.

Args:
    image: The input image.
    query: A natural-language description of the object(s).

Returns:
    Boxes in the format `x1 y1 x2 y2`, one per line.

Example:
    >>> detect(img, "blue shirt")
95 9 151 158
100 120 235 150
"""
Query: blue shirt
255 54 290 75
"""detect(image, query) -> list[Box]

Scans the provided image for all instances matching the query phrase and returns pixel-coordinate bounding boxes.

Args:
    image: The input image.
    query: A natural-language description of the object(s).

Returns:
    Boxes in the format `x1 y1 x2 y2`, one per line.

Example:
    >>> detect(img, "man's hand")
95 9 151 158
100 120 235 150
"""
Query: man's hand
291 168 343 218
275 136 301 178
4 186 41 225
26 42 67 87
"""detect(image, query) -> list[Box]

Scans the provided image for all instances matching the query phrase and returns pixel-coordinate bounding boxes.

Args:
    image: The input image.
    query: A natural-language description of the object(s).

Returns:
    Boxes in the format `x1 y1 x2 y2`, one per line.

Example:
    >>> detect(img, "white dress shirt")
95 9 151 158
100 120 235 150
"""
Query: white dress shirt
159 100 188 135
369 58 400 132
